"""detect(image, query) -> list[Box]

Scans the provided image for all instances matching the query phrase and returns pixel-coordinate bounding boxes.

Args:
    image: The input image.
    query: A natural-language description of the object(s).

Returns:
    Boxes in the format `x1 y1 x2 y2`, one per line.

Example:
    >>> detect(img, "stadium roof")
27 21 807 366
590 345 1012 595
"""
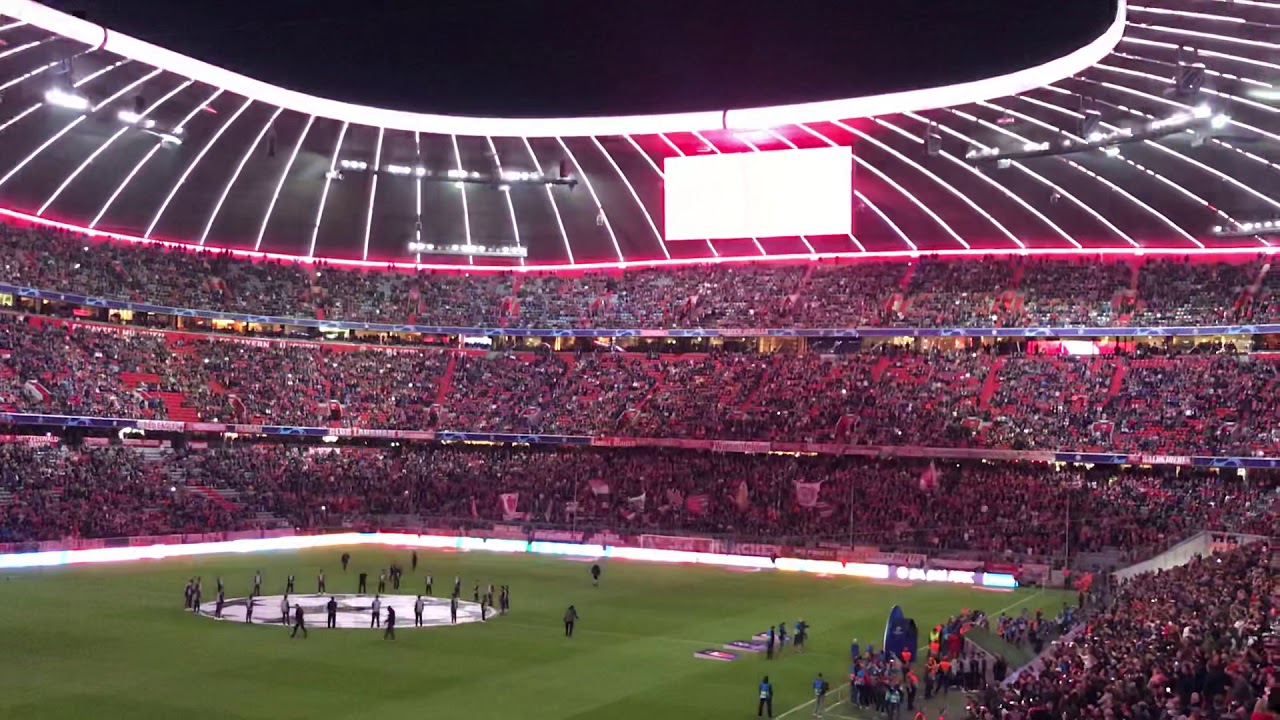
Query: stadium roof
0 0 1276 270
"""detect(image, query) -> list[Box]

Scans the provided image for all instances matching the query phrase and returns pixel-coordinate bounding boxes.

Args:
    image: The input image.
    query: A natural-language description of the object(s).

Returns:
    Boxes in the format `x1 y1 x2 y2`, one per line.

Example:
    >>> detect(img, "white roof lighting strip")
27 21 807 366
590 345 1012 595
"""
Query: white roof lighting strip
307 120 349 258
521 136 573 264
0 62 147 189
145 96 252 238
881 116 1078 249
91 87 224 229
591 136 669 260
979 100 1199 246
1034 86 1280 216
448 133 473 264
0 0 1126 136
40 78 194 216
557 137 623 262
361 126 384 261
842 119 1006 249
485 136 525 266
200 106 283 245
255 113 313 251
413 131 422 264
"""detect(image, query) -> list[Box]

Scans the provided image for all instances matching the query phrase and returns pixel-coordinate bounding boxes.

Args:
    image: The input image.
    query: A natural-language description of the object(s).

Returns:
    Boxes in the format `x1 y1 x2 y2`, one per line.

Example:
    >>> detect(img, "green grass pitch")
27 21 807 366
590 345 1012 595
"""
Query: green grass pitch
0 547 1060 719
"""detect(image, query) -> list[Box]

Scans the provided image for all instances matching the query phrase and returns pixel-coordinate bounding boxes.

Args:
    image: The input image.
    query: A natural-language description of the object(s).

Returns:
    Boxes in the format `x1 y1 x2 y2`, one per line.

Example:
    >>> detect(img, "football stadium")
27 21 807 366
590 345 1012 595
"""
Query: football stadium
0 0 1274 718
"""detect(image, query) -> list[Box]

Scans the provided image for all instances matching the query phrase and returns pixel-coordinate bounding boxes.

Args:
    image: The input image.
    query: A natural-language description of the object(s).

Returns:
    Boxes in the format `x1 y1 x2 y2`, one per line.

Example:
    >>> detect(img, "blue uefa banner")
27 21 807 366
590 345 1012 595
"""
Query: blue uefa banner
883 605 918 664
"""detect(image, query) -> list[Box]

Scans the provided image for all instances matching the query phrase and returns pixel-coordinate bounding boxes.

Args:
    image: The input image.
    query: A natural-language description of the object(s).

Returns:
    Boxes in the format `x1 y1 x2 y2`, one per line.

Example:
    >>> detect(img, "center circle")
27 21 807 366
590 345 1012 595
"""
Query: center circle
197 594 491 629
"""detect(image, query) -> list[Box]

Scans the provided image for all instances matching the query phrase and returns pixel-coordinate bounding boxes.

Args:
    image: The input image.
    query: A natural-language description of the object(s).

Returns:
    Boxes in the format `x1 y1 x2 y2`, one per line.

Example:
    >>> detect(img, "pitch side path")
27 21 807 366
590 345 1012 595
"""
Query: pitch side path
0 547 1063 719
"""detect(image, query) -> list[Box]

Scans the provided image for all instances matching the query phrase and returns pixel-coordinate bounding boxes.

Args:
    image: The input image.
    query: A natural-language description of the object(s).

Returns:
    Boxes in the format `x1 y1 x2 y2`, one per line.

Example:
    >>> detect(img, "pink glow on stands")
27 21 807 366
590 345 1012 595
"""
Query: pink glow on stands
2 205 1273 276
0 0 1126 136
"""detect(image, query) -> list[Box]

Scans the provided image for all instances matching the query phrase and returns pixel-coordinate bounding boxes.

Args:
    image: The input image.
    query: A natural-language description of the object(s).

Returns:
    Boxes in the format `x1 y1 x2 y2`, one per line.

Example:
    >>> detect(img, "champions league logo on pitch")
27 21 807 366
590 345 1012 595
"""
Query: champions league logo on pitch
199 594 489 629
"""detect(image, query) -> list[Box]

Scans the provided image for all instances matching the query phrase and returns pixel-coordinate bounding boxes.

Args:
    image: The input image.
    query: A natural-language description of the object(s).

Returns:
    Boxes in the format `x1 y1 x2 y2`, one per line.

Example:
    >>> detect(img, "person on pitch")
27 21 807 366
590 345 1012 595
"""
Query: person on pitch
383 606 396 640
326 597 338 628
795 619 809 653
473 583 480 604
481 598 489 622
411 550 418 572
812 673 830 718
370 595 382 628
450 593 459 624
564 605 579 637
253 570 262 596
766 626 776 660
192 581 202 615
216 576 224 595
285 573 295 595
414 595 425 627
424 573 433 596
358 572 368 595
378 569 387 594
777 621 788 652
487 583 495 607
453 575 461 597
245 595 255 624
340 552 350 572
281 594 291 624
590 563 601 587
290 603 307 639
317 568 325 594
500 585 509 614
215 589 225 619
758 675 775 718
184 579 193 610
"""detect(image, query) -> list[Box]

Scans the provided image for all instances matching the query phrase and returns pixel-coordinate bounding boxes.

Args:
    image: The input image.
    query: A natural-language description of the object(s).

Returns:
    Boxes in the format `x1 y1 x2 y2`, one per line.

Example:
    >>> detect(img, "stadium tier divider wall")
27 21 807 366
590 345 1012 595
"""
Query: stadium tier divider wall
3 282 1278 339
1 412 1277 469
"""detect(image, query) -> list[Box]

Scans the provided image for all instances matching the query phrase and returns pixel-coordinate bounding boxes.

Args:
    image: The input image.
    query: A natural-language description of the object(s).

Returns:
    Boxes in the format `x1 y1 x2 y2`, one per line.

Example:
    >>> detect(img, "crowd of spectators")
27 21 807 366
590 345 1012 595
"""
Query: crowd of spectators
2 443 1274 555
0 444 235 542
1 223 1273 329
986 539 1277 720
2 316 1279 456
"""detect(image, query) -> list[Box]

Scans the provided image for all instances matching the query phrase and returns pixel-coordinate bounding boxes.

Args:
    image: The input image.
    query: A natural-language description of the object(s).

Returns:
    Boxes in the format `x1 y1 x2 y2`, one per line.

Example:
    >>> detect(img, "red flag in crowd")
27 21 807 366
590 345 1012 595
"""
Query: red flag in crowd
734 480 750 512
685 494 709 515
794 481 822 508
588 479 610 496
499 492 520 520
919 462 939 492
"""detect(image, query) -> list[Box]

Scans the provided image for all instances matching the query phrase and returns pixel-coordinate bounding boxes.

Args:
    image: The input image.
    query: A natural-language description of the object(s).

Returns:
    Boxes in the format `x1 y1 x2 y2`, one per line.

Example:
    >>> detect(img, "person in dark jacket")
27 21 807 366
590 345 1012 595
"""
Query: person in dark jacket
564 605 579 637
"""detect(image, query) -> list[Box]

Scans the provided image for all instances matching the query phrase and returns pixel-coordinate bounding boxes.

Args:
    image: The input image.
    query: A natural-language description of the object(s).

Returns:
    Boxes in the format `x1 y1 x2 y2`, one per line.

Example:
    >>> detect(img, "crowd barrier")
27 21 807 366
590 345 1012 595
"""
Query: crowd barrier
2 411 1278 468
0 527 1021 589
3 282 1278 339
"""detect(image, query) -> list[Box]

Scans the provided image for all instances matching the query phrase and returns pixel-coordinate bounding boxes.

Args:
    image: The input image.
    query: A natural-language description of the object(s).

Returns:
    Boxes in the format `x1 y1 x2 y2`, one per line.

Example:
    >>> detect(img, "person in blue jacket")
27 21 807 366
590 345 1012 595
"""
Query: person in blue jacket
757 675 774 717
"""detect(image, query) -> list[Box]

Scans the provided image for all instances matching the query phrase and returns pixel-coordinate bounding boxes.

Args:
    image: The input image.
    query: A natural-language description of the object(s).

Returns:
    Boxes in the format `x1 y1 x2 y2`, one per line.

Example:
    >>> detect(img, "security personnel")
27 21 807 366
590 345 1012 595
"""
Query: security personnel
812 673 829 718
766 626 776 660
358 572 368 594
340 552 350 571
370 595 382 628
326 596 338 628
757 675 774 718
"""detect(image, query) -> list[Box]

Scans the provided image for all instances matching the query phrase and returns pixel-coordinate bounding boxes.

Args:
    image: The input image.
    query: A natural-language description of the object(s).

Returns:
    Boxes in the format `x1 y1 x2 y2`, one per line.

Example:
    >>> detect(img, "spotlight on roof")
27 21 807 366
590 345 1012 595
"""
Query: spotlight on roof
1211 220 1280 239
45 87 89 110
117 110 156 129
1209 114 1230 130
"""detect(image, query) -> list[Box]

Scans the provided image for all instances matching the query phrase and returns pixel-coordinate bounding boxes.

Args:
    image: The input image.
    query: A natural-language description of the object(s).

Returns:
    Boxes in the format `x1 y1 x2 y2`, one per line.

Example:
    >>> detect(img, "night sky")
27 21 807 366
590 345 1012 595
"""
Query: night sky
45 0 1117 117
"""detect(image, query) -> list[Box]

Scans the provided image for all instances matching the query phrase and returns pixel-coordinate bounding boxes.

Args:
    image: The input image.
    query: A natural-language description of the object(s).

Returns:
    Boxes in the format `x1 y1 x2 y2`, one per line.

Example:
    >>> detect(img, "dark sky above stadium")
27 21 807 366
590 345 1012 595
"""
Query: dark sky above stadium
46 0 1117 117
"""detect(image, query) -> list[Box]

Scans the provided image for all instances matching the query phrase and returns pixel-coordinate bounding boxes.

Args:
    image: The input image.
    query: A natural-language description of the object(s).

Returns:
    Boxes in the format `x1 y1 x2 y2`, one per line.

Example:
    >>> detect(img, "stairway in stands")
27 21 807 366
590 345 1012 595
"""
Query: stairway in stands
435 353 458 405
1107 361 1127 400
977 356 1004 410
119 371 202 422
